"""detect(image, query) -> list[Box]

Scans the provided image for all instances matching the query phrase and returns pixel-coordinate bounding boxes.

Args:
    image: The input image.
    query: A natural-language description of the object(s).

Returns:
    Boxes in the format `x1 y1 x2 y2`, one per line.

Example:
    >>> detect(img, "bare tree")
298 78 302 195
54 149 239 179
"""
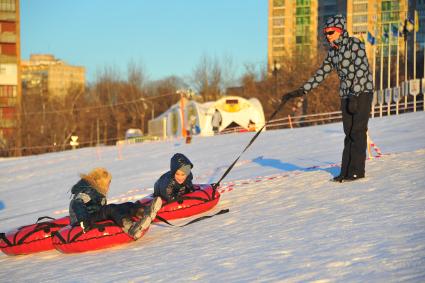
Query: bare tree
123 61 148 133
192 54 222 101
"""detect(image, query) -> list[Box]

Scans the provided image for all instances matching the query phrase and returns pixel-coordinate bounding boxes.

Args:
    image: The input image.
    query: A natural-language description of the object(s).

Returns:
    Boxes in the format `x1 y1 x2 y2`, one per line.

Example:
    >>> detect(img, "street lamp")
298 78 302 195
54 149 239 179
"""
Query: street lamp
177 88 195 99
140 97 154 120
272 60 281 97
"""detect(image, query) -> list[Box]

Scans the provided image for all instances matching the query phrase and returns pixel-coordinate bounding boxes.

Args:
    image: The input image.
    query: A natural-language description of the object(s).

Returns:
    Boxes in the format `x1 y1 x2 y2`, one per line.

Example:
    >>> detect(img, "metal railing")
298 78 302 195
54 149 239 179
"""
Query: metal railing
219 98 424 134
3 97 423 155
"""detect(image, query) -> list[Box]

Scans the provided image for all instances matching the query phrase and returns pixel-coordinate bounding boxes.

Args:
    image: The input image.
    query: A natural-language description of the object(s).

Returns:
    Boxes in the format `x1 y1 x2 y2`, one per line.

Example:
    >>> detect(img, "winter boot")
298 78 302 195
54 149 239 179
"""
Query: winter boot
121 218 134 234
135 204 145 219
135 197 162 219
127 197 162 240
342 174 365 182
331 175 345 183
127 216 151 240
145 197 162 220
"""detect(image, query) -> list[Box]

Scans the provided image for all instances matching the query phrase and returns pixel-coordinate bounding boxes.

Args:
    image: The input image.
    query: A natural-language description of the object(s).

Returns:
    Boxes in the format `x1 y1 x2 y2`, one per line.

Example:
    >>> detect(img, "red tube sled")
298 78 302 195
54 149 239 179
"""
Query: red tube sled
139 184 221 222
2 184 221 255
53 184 220 253
52 219 139 254
0 216 70 255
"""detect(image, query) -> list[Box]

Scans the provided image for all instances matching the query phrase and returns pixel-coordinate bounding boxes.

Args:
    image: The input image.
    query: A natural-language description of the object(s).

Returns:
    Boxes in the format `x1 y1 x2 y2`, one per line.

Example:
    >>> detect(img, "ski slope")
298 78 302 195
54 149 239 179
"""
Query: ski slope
0 111 424 282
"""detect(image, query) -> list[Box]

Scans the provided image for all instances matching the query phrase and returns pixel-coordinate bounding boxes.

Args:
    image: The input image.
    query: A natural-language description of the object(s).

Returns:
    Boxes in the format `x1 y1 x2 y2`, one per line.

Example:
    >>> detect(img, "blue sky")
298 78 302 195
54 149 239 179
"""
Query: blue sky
21 1 268 83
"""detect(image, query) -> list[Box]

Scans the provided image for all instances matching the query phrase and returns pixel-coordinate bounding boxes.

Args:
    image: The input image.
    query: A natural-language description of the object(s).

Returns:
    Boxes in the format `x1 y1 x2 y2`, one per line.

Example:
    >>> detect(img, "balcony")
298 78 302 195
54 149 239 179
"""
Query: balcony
0 119 17 128
0 11 16 21
0 97 17 107
0 54 17 64
0 33 16 44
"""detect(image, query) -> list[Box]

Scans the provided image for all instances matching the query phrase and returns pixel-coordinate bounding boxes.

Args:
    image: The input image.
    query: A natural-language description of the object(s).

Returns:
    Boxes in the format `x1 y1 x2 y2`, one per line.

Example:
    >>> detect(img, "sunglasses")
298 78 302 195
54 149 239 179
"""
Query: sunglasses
324 31 335 36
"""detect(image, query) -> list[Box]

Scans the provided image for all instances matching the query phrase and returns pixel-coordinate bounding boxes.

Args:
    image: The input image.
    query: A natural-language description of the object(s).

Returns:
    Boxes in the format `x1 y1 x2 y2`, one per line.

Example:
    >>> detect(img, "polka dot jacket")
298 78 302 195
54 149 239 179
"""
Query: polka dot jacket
301 15 374 98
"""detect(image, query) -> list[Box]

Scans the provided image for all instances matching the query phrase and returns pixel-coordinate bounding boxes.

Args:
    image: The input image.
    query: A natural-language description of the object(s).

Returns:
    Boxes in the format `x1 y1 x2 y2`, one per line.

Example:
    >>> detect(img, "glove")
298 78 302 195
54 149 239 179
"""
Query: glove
184 185 195 194
282 89 304 102
79 219 92 233
211 183 220 189
175 195 184 204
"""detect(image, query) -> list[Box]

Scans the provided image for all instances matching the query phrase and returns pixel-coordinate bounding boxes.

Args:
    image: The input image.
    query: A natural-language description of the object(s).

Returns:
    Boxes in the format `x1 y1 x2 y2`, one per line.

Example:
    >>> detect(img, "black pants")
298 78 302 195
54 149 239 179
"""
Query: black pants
340 93 373 178
89 202 142 227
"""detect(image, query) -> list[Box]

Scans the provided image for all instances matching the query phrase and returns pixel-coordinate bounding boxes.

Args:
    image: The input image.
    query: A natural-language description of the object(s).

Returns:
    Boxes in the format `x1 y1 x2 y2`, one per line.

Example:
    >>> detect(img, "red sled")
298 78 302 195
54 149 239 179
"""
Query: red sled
139 183 221 222
52 184 221 253
52 219 140 254
0 216 70 255
1 184 221 255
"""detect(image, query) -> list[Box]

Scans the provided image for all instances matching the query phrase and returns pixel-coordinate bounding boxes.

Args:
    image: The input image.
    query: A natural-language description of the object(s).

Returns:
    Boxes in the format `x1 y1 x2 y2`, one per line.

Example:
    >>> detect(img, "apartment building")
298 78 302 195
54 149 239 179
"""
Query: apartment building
268 0 319 71
21 54 85 98
0 0 20 151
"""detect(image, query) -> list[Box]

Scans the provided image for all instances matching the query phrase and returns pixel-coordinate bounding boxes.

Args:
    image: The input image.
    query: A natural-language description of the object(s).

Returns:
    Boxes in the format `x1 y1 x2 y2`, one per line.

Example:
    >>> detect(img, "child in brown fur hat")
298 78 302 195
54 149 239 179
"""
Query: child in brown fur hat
80 167 112 196
69 167 162 240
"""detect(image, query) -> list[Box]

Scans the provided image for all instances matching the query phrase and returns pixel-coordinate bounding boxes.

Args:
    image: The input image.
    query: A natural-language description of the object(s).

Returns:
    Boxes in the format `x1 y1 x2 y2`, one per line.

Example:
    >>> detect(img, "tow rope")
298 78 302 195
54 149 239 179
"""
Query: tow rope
211 99 287 198
155 209 229 227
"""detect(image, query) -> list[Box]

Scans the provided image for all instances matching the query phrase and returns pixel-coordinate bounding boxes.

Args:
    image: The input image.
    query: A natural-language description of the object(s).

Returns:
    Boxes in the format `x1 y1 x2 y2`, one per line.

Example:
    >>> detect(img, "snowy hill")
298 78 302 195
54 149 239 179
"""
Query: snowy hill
1 112 424 282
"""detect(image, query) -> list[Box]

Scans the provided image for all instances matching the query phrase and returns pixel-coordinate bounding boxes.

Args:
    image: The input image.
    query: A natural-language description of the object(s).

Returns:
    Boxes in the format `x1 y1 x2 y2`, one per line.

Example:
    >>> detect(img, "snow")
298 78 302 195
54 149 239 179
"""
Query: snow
1 111 425 282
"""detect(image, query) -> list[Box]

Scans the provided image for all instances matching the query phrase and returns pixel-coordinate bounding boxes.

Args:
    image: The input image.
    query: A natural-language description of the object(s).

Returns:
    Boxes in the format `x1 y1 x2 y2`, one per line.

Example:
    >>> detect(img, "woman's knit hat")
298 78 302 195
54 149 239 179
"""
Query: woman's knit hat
81 167 112 196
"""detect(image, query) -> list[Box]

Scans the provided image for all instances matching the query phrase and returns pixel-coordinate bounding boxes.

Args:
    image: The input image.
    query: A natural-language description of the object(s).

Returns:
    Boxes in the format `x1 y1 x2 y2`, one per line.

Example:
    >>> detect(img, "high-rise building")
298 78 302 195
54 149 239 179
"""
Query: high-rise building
0 0 20 153
269 1 423 77
347 1 408 59
21 54 85 98
268 0 319 71
318 0 347 41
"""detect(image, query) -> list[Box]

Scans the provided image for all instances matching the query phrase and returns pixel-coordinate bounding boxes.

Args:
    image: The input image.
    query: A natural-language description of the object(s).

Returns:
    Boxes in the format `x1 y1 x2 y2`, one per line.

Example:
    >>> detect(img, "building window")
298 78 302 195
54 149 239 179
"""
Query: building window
296 25 310 34
274 56 284 63
382 11 400 22
273 0 285 7
296 36 310 44
273 9 285 17
273 28 284 35
353 15 368 23
273 18 284 26
353 25 367 34
0 0 16 11
353 4 368 13
296 0 310 6
296 7 310 15
296 16 311 25
0 85 16 98
296 45 311 54
381 0 400 11
0 43 16 56
0 22 16 33
273 37 284 46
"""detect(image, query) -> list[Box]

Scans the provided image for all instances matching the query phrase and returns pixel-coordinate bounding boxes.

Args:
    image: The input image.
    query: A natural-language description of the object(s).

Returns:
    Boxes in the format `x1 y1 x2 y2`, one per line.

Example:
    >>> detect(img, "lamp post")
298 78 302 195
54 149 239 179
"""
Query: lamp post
272 60 281 97
140 97 154 120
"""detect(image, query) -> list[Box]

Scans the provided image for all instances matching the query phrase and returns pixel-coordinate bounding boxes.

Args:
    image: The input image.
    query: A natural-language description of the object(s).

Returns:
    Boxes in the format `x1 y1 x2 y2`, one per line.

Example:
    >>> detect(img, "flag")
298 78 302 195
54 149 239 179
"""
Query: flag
367 31 376 45
401 18 414 37
359 33 365 43
406 17 414 32
382 27 389 43
415 10 419 32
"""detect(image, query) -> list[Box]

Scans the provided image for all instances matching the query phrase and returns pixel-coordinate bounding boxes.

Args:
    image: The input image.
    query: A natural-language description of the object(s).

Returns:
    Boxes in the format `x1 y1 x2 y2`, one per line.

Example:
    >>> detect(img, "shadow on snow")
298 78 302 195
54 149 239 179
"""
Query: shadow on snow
252 156 340 177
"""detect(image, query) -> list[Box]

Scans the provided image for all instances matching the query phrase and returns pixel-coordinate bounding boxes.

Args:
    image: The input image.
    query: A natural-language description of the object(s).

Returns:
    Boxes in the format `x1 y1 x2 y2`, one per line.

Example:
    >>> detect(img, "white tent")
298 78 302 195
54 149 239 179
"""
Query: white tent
148 96 265 138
